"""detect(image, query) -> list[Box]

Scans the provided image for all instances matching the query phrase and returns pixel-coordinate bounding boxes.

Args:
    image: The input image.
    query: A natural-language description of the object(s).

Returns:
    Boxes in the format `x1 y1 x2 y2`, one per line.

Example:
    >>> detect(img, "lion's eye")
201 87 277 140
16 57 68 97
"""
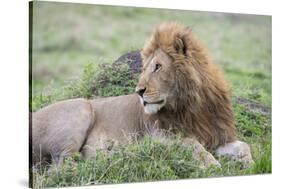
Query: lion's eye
154 63 162 72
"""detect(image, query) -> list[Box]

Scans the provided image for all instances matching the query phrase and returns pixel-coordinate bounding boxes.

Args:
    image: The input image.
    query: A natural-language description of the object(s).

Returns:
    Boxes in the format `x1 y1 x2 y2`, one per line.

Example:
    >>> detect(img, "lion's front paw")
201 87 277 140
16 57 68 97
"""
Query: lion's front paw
200 151 221 169
183 137 221 169
216 141 254 164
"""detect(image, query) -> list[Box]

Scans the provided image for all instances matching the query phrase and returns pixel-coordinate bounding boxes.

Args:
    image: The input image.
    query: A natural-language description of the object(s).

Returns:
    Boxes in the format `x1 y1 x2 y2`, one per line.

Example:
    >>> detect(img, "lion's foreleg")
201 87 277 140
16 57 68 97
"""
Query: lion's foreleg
215 140 253 164
183 138 221 168
81 131 116 158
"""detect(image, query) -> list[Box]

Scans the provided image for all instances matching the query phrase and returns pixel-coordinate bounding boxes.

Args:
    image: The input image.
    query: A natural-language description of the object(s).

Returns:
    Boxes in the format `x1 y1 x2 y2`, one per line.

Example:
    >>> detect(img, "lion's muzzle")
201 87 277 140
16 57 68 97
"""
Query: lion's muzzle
135 86 146 98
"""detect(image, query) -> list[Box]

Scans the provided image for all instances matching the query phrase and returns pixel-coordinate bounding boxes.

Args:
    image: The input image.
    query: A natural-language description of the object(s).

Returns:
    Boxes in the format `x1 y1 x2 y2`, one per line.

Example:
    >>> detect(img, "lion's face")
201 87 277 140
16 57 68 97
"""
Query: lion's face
136 48 177 114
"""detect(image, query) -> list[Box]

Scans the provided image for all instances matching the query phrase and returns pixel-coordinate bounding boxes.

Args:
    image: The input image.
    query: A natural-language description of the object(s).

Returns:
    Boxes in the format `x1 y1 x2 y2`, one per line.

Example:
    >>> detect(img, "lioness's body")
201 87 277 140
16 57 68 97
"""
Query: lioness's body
32 95 144 163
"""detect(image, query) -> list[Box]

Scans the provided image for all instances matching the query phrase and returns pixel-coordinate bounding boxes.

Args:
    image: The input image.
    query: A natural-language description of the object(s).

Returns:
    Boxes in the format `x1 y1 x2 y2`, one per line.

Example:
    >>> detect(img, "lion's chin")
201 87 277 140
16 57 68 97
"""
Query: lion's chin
143 104 164 114
138 96 166 114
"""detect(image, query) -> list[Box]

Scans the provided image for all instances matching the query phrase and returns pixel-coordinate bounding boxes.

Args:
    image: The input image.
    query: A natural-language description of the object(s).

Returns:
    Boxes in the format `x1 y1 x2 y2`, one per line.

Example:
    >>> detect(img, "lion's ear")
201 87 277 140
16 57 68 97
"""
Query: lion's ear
174 37 186 54
174 26 192 55
174 37 186 55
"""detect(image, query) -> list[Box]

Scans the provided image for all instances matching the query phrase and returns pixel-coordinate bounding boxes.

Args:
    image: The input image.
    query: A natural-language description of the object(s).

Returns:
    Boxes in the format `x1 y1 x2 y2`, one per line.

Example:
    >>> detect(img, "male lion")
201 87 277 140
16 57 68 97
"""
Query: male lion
31 23 253 167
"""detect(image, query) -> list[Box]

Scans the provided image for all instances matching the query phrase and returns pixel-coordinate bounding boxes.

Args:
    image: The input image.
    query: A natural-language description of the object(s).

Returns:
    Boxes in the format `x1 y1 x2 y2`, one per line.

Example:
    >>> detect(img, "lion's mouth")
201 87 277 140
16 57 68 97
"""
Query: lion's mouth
143 99 164 106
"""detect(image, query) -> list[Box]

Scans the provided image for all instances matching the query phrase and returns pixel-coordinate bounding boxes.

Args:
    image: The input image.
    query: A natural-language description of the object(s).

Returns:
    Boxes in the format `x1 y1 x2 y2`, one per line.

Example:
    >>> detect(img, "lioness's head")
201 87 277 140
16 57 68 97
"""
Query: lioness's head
136 22 203 114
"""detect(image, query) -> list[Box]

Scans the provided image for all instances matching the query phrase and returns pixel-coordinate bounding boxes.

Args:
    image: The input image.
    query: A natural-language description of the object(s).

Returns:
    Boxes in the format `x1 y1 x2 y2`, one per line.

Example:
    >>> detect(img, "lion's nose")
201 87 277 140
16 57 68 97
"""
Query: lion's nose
136 87 146 97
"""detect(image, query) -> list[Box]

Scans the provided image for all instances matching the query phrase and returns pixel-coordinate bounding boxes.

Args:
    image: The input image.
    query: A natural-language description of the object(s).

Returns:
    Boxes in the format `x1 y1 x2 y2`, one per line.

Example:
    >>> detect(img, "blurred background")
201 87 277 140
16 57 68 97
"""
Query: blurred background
31 1 271 106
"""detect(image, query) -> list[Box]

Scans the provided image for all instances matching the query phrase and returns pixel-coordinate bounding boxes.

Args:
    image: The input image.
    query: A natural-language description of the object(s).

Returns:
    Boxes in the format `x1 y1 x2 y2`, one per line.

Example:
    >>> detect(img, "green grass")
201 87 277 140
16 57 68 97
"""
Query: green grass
31 1 271 189
33 133 271 188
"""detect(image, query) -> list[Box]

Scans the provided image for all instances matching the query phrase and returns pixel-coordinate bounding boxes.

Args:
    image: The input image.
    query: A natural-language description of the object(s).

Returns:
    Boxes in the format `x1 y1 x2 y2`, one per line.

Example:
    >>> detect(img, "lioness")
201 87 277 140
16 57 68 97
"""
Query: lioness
31 23 253 167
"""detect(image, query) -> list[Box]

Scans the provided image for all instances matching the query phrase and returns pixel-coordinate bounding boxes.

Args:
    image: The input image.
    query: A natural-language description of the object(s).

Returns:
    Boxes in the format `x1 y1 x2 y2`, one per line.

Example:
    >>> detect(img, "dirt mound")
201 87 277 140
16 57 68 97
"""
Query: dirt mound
113 50 142 75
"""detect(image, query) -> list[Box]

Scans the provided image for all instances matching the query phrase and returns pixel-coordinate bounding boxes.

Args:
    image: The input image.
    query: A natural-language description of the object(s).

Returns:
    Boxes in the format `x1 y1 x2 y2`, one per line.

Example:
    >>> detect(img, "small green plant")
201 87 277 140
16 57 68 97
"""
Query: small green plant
234 104 271 138
91 63 139 97
31 93 52 111
62 63 97 99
